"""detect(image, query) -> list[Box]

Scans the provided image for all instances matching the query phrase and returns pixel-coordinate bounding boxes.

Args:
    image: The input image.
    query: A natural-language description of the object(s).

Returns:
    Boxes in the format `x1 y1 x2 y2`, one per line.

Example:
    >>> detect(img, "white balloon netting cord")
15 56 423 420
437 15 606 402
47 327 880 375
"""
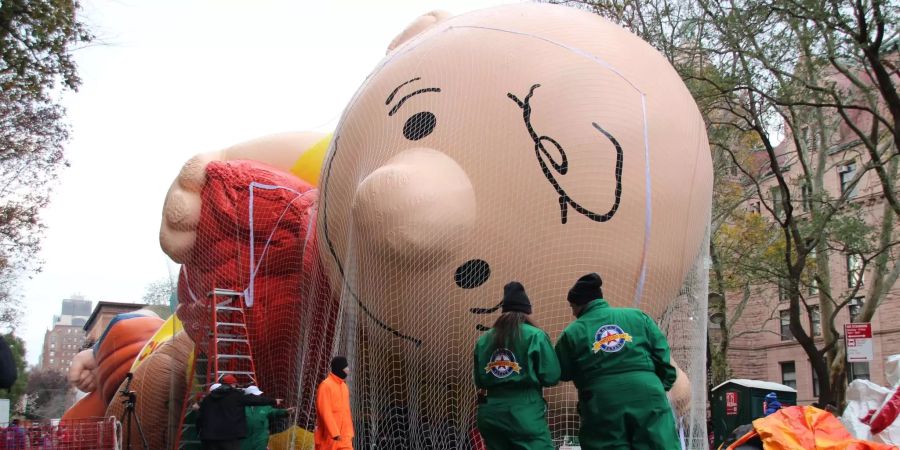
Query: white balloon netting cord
659 225 711 450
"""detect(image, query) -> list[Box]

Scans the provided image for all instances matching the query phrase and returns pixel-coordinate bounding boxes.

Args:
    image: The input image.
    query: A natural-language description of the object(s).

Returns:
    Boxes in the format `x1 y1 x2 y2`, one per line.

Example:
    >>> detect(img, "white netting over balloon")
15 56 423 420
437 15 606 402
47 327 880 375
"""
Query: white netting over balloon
146 4 712 450
309 4 713 448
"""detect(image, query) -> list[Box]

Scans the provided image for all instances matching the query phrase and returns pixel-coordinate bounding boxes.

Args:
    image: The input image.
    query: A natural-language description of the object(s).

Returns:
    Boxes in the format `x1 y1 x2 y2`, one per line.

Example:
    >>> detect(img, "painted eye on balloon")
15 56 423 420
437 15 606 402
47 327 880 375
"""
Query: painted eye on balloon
385 77 440 139
403 111 436 141
455 259 491 289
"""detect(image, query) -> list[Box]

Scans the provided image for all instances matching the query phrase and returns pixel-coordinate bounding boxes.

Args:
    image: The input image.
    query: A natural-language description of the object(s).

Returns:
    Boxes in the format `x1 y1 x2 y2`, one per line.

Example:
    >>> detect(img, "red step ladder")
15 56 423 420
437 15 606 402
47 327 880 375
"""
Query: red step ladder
173 289 258 449
210 289 258 386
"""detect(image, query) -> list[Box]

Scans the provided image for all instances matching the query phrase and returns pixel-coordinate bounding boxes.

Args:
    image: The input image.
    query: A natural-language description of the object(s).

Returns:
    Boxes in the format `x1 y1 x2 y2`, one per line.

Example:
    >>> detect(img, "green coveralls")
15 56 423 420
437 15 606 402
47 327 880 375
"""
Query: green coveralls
241 404 287 450
473 323 561 450
555 299 679 450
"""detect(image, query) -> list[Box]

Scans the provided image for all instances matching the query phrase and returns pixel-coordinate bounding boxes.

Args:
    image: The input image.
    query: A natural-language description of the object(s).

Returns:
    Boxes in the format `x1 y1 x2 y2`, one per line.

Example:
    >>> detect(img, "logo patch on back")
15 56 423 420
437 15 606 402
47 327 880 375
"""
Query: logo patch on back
484 348 521 378
592 324 632 353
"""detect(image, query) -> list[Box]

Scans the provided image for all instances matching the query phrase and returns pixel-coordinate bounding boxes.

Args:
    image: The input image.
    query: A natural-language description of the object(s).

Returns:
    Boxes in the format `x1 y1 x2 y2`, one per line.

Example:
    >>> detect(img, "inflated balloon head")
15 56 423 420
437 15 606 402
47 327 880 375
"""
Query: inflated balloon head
568 273 604 306
315 3 714 445
501 282 532 315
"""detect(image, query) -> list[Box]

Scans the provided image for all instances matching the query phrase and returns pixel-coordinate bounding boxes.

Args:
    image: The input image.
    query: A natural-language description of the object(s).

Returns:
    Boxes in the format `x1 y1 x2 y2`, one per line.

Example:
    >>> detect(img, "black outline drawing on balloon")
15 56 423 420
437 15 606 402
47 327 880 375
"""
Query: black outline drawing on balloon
508 84 624 224
386 77 441 141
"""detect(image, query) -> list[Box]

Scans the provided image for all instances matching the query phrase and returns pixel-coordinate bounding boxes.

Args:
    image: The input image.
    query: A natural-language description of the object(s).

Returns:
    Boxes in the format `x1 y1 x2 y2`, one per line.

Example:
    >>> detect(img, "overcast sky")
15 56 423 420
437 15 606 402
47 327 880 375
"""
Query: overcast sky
17 0 521 366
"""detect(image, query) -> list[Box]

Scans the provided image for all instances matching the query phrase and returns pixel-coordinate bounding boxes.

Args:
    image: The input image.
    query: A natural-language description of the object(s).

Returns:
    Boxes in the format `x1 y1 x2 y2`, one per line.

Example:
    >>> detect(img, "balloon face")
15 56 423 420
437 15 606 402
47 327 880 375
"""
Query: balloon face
316 3 711 444
319 3 710 350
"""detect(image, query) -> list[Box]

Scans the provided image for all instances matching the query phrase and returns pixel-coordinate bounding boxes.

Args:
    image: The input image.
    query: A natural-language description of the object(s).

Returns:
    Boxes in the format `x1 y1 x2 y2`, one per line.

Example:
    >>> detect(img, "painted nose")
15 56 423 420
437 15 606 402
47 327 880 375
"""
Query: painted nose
352 148 476 262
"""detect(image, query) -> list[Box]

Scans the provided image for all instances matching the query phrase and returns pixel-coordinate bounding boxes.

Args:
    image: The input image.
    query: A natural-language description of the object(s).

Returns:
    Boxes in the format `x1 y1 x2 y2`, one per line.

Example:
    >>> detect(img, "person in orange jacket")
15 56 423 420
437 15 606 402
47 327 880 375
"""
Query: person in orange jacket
315 356 354 449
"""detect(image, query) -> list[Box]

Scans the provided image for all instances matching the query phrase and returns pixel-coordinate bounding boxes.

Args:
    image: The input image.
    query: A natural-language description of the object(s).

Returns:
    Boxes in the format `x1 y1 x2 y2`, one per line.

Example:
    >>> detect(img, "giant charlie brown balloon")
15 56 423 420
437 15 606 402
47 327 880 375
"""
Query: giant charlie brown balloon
159 3 711 446
317 2 711 442
321 3 710 333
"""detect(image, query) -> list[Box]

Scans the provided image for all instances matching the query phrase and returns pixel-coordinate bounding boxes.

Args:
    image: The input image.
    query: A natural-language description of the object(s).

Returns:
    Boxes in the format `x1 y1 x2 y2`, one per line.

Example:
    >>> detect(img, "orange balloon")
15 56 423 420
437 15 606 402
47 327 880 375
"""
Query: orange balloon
63 313 163 420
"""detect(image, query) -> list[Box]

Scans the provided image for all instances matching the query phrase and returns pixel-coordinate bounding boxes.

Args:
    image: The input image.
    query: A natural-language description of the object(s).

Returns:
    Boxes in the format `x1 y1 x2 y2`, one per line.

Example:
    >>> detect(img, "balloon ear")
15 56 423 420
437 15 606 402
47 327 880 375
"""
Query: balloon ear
387 10 452 54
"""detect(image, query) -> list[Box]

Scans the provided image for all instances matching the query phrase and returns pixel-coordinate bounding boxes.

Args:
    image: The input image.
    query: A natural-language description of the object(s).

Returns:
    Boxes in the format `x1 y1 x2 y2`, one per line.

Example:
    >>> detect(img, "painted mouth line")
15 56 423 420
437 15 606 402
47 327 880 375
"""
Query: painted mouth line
471 302 501 332
470 301 502 315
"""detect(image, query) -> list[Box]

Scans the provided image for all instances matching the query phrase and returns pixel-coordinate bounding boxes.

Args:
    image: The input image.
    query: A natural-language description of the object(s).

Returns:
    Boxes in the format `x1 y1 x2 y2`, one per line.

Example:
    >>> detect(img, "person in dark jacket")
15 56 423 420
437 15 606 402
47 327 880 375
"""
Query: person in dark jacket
0 336 18 390
3 419 26 449
555 273 679 449
197 375 279 450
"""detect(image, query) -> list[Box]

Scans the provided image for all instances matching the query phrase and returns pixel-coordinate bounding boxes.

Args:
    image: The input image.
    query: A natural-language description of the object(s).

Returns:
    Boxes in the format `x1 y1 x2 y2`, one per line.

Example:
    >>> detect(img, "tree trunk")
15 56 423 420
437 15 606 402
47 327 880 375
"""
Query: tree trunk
790 279 834 404
709 240 731 386
829 344 848 409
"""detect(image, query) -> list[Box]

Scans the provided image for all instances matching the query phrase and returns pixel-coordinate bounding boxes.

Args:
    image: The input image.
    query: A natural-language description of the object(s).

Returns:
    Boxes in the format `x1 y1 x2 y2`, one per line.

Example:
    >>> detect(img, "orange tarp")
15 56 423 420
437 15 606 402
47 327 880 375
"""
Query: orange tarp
727 406 898 450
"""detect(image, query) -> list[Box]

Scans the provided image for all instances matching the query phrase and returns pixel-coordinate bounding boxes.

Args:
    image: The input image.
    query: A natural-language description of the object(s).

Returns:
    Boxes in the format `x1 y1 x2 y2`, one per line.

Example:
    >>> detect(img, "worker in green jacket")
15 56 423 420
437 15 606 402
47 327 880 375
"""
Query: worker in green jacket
555 273 679 450
242 385 290 450
473 281 561 450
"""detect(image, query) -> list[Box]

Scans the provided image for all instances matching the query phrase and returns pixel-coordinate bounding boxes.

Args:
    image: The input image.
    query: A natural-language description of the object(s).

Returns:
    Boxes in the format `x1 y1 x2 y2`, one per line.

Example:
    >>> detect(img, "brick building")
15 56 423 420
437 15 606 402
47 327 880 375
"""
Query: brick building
723 72 900 404
82 301 149 344
40 297 92 372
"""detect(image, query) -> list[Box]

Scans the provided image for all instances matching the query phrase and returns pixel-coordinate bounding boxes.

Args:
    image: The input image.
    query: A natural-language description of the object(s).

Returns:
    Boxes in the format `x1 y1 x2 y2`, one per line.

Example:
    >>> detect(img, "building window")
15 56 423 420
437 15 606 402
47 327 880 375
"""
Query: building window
801 182 813 212
781 361 797 389
49 358 54 364
809 305 821 336
847 253 864 288
778 282 786 302
848 362 870 381
811 364 820 397
771 186 784 219
849 297 864 322
750 201 761 214
839 162 858 197
780 310 793 341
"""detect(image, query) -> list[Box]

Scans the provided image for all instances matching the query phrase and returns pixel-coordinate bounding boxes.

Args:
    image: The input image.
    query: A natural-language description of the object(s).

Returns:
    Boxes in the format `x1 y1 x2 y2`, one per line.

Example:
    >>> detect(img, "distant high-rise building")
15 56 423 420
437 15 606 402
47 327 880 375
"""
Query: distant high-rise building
40 296 92 373
60 297 92 319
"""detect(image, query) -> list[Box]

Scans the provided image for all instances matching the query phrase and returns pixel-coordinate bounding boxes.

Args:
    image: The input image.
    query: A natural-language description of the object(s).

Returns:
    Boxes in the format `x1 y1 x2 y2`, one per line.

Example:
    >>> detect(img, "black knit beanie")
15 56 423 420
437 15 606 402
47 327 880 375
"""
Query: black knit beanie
502 281 532 315
568 273 604 305
330 356 348 379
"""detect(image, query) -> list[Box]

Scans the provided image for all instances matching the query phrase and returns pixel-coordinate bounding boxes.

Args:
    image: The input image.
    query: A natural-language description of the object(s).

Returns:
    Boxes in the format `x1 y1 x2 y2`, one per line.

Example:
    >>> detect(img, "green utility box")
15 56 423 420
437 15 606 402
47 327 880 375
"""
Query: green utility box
710 379 797 448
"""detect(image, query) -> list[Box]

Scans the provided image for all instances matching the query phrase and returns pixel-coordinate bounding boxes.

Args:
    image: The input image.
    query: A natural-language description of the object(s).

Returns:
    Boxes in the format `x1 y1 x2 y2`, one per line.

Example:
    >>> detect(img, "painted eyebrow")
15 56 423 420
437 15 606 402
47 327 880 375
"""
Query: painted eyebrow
385 77 441 116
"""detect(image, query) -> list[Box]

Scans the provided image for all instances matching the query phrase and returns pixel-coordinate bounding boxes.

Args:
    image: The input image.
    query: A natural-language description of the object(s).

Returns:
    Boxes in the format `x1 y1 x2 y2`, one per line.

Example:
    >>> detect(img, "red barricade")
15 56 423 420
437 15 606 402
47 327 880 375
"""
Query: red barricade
1 417 120 450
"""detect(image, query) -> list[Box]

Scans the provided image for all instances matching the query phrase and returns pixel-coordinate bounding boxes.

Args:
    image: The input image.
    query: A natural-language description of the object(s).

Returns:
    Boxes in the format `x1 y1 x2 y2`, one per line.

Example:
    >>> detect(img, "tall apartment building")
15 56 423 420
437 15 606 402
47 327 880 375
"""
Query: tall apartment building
40 296 92 372
723 75 899 404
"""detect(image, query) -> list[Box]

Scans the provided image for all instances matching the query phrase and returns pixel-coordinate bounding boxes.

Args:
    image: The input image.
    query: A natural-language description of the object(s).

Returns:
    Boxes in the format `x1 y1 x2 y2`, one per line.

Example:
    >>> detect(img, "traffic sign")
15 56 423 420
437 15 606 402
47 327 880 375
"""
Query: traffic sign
845 323 873 362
